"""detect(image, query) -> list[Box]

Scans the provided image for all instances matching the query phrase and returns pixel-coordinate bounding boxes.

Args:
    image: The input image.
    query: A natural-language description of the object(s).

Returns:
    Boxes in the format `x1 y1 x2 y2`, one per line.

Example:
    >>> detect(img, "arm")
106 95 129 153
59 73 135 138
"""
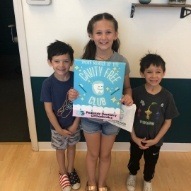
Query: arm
68 117 80 134
44 102 72 136
142 119 172 147
121 74 133 106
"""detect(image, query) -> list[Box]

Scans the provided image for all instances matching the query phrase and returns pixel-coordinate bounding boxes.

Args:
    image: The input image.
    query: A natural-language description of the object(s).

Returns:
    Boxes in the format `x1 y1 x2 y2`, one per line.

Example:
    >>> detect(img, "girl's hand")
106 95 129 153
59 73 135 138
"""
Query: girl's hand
121 94 133 106
68 88 79 101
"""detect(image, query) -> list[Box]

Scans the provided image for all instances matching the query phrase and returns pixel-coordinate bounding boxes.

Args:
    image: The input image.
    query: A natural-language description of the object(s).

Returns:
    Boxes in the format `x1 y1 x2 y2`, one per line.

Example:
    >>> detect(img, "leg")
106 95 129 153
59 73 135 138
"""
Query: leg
84 132 101 186
143 146 161 182
51 129 68 174
57 149 71 190
127 141 143 191
67 144 80 190
56 149 67 174
66 128 81 189
128 141 143 175
51 130 71 190
67 127 81 172
98 134 116 188
67 144 76 172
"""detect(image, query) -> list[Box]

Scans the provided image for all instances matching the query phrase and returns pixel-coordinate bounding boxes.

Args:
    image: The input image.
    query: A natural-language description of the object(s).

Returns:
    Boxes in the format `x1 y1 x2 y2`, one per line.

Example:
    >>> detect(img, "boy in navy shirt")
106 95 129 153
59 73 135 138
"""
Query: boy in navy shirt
41 40 80 191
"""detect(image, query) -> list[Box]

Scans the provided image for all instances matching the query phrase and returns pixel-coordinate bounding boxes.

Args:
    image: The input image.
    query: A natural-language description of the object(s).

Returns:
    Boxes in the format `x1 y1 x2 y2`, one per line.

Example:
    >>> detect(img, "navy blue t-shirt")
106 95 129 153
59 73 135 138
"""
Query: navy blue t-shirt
40 72 75 130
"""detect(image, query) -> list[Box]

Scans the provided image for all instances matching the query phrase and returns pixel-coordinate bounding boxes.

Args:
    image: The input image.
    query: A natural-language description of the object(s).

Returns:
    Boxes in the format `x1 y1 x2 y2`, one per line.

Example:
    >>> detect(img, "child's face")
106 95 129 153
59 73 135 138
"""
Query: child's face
89 19 118 52
48 53 72 79
141 64 165 87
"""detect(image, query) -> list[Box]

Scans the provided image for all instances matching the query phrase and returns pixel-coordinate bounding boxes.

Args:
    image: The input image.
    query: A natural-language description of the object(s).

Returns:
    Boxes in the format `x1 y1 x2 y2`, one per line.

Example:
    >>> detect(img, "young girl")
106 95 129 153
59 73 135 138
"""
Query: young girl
69 13 133 191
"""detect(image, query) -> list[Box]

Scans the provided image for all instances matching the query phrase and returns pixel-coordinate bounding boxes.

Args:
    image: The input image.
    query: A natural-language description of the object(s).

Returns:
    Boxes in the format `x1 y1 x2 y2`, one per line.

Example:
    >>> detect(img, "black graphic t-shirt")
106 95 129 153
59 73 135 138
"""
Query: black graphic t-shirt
133 85 179 146
40 72 74 130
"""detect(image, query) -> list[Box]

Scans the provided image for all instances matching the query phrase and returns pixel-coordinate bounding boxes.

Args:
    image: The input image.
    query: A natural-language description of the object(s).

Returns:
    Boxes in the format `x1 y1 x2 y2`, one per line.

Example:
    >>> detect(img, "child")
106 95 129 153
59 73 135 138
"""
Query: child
69 13 133 191
40 40 81 191
126 53 179 191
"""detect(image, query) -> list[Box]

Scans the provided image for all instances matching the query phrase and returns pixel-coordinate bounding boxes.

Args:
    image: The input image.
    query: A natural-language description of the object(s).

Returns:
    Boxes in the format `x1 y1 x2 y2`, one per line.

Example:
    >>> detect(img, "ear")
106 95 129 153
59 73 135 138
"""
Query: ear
114 32 118 40
88 33 93 40
140 71 144 78
162 71 166 77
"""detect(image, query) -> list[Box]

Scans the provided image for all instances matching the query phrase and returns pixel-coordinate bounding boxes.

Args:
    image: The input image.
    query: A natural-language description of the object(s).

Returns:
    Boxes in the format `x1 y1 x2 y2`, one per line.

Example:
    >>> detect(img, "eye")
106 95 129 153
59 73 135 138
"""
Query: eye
63 60 70 64
96 31 102 35
106 31 112 34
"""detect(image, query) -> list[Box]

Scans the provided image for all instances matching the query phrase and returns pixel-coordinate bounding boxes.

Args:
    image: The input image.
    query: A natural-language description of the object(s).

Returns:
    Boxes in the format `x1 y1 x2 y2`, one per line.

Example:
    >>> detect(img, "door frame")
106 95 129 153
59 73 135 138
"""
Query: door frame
13 0 38 151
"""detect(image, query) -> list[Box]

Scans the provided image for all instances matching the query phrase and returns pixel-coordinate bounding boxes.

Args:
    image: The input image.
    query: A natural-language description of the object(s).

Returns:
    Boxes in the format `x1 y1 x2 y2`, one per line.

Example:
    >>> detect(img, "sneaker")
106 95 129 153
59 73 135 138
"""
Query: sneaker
126 175 136 191
59 173 71 191
68 169 80 190
143 181 152 191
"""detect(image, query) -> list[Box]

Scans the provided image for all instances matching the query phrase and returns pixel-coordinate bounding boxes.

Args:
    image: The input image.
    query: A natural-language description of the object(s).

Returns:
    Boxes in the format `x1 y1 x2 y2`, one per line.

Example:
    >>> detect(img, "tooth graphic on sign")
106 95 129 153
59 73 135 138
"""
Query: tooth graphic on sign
92 81 104 96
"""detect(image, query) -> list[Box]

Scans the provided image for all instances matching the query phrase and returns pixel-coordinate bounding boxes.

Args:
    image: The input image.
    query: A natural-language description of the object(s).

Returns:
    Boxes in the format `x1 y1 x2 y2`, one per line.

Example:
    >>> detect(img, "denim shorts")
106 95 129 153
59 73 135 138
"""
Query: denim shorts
81 118 120 136
51 128 81 150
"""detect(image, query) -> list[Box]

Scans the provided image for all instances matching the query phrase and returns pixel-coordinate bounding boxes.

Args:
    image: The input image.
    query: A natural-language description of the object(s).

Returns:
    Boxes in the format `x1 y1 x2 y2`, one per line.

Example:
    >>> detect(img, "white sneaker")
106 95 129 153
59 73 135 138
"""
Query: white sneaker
143 181 152 191
126 175 136 191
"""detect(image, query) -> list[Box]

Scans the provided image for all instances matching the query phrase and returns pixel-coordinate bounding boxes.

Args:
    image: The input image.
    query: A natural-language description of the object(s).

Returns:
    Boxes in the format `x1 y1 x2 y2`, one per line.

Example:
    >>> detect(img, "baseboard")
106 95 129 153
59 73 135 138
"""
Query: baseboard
38 142 191 152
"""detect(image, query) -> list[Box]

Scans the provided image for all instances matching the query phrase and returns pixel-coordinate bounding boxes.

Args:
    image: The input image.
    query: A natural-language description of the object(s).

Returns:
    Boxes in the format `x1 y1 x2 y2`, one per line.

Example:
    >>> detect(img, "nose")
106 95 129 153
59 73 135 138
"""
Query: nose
59 61 65 67
101 33 107 39
152 72 157 77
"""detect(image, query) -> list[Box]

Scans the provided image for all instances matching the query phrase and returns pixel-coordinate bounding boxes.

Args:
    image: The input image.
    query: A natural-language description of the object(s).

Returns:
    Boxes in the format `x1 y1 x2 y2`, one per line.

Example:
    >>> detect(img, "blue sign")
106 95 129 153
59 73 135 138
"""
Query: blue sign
73 59 125 120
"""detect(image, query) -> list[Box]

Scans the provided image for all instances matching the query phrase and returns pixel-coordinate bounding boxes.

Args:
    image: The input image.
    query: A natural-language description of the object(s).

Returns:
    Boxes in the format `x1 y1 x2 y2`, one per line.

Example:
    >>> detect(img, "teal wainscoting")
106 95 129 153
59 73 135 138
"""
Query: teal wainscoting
31 77 191 143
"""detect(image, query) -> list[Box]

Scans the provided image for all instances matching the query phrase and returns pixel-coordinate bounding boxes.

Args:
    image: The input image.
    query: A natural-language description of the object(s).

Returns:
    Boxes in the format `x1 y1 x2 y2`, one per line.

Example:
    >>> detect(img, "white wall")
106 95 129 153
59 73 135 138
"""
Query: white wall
22 0 191 79
13 0 191 151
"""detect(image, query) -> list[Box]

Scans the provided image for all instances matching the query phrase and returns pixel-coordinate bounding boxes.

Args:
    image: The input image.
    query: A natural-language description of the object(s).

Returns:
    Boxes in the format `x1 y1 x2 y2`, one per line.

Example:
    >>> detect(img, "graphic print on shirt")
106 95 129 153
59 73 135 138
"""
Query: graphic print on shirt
138 100 164 126
57 95 73 118
145 102 157 120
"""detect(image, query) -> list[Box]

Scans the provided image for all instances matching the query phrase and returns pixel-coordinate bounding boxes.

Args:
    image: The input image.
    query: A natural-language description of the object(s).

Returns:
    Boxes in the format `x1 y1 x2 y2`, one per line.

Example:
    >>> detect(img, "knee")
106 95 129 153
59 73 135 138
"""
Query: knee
99 152 111 162
67 144 75 152
87 150 99 161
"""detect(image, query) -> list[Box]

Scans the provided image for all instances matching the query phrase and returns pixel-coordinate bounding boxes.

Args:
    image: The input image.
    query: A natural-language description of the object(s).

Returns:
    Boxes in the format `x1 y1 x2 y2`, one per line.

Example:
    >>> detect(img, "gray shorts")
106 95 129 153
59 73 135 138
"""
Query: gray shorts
51 128 81 150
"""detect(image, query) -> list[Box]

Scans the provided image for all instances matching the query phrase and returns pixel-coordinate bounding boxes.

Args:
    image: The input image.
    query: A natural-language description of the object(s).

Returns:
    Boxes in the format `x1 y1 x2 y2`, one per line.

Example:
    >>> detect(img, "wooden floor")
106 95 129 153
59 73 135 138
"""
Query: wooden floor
0 143 191 191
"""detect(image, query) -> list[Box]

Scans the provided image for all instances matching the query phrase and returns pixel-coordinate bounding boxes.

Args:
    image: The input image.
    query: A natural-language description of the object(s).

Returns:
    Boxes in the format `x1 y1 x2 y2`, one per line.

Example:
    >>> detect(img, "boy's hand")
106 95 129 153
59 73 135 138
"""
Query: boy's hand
58 128 72 137
121 94 133 106
141 139 158 147
133 137 149 150
68 88 79 101
67 117 80 134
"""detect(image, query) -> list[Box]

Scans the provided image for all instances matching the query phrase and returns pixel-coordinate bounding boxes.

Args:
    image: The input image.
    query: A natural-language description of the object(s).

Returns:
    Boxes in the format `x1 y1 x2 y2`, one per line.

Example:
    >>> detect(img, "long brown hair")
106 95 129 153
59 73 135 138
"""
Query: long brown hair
82 13 120 60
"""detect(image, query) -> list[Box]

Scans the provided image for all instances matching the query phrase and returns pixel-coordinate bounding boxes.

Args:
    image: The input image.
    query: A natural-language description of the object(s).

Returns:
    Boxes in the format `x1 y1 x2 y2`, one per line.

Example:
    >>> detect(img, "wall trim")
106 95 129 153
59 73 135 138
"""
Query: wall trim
13 0 38 151
39 142 191 152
